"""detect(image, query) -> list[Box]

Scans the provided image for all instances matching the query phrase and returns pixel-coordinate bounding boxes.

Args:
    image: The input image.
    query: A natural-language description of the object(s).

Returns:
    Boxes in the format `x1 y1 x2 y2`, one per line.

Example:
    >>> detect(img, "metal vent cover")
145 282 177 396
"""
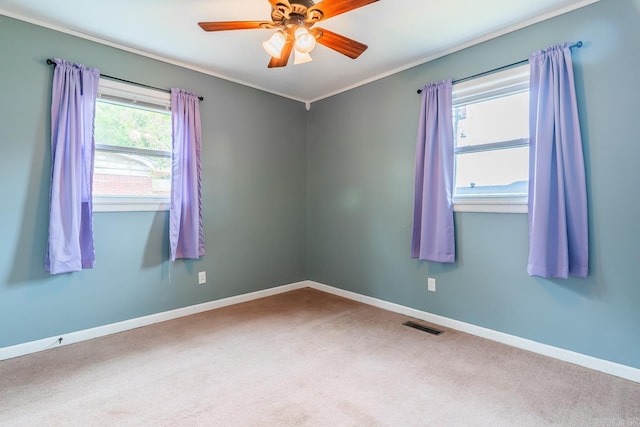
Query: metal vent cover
403 321 444 336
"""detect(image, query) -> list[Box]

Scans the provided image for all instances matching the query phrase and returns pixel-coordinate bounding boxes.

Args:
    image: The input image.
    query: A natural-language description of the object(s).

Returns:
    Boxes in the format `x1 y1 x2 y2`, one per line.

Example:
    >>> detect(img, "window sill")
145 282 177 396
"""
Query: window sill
453 197 528 214
93 196 170 213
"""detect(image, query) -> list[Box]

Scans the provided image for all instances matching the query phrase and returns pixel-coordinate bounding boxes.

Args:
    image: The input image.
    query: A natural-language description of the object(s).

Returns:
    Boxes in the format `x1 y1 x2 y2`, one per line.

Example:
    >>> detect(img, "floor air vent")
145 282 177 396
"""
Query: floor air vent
403 321 443 336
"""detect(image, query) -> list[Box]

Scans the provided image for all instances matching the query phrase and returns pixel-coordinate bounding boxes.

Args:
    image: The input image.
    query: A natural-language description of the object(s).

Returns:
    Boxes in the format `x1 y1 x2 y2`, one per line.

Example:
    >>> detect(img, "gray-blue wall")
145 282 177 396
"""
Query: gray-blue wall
2 0 639 371
0 15 308 348
307 0 640 369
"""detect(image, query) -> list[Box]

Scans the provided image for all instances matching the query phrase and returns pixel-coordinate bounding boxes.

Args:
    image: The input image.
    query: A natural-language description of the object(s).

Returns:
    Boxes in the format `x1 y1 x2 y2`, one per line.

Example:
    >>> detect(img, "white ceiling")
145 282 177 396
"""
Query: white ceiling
0 0 597 104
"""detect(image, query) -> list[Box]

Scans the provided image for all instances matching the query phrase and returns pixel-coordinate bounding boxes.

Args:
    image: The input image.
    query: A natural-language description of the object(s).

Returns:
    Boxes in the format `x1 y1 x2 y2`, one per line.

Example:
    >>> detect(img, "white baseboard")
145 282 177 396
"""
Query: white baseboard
2 279 638 383
0 281 308 362
306 281 640 383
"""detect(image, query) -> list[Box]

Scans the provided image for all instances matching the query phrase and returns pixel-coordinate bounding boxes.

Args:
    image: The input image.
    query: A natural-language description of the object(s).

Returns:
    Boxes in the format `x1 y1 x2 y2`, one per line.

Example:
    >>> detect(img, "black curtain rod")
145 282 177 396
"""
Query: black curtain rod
416 41 583 94
46 59 204 101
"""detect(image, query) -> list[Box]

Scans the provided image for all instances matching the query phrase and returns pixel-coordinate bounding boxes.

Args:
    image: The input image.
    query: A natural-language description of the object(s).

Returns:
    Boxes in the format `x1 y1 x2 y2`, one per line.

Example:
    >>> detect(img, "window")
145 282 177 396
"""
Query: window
452 64 529 213
93 79 172 212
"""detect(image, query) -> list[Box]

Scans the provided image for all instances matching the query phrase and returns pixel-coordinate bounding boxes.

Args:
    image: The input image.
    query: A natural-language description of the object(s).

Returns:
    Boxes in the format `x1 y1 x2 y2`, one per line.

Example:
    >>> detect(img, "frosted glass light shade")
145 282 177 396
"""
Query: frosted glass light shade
293 49 312 64
294 27 316 54
263 31 286 58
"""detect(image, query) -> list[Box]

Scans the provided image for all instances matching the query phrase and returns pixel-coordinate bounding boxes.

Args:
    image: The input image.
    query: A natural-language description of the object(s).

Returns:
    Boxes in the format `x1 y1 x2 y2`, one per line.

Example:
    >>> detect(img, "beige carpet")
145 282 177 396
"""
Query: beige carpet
1 288 638 426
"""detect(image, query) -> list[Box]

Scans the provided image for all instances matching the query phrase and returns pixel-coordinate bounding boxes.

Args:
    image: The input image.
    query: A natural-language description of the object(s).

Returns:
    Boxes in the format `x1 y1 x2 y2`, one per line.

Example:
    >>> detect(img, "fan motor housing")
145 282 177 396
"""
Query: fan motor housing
291 0 315 6
271 1 323 26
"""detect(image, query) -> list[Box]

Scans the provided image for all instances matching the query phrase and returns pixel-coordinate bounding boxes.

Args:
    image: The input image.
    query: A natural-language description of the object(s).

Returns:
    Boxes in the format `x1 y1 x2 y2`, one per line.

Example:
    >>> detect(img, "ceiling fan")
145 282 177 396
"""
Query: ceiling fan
198 0 379 68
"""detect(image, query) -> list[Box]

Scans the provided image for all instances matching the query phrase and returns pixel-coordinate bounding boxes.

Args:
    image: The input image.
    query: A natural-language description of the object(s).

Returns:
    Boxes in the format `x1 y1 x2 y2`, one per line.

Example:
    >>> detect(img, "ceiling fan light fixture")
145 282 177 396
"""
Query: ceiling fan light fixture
293 26 316 54
198 0 378 68
293 49 313 65
262 30 287 58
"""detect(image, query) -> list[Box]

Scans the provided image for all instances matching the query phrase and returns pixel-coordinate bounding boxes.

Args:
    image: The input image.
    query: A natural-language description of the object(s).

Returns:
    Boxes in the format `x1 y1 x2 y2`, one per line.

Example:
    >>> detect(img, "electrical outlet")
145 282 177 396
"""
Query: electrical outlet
198 271 206 285
428 277 436 292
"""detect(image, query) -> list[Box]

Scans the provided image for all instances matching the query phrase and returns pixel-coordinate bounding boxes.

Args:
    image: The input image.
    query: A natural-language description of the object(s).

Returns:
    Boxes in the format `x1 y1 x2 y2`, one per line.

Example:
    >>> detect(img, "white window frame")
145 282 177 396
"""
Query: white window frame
452 64 530 214
93 78 172 213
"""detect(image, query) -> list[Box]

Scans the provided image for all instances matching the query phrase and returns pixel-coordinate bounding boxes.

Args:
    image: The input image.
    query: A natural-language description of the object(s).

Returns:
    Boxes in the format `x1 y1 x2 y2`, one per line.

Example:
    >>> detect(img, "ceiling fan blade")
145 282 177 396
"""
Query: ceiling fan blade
309 0 379 21
268 39 294 68
311 28 368 59
198 21 272 31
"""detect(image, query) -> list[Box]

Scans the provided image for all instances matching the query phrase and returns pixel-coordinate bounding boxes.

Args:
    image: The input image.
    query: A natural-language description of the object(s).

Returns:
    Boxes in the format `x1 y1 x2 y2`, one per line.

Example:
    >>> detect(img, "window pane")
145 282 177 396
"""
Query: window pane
454 91 528 148
455 146 528 197
93 100 171 198
94 101 171 151
93 151 170 197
